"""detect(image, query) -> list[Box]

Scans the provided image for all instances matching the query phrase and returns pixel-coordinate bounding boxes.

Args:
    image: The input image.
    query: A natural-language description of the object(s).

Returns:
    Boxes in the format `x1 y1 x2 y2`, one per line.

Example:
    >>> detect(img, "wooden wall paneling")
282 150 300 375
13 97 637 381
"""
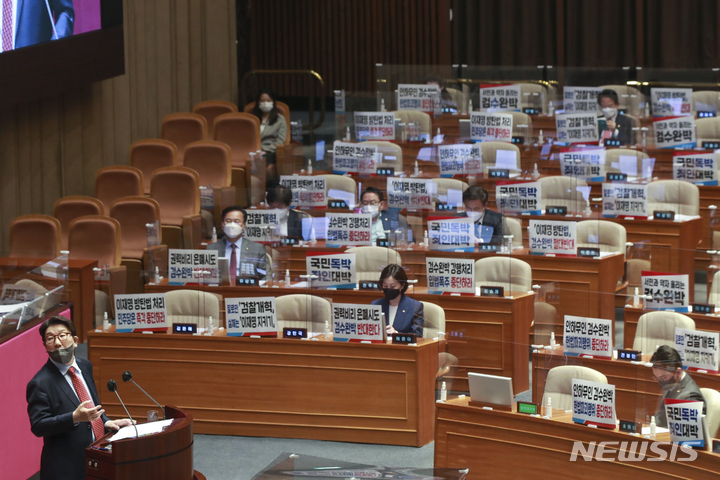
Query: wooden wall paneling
16 104 33 214
39 98 62 214
62 88 85 197
204 1 234 102
174 0 191 112
636 0 644 67
145 1 159 139
189 0 205 106
0 107 18 251
229 0 239 105
82 84 105 197
27 101 44 214
154 0 173 127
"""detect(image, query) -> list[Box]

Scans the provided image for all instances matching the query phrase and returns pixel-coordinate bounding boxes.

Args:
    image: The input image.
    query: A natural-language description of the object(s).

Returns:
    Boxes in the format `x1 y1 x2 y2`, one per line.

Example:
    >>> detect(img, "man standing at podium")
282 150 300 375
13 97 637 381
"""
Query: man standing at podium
27 316 134 480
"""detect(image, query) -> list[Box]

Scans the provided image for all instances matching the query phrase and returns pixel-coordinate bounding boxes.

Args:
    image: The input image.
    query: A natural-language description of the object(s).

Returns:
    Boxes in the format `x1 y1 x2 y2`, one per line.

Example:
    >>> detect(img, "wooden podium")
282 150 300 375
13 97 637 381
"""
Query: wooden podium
85 406 205 480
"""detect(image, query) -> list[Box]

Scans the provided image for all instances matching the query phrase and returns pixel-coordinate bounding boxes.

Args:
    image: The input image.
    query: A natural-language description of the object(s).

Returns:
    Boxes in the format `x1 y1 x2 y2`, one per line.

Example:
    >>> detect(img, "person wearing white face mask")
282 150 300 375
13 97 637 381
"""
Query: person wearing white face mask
360 187 411 243
462 185 504 246
251 88 287 185
267 185 309 240
598 89 633 145
207 206 268 282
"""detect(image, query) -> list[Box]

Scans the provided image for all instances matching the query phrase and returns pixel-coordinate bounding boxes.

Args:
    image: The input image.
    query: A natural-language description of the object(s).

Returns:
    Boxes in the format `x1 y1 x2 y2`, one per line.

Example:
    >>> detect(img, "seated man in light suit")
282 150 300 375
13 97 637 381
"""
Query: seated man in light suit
360 186 410 243
207 206 267 282
462 185 503 245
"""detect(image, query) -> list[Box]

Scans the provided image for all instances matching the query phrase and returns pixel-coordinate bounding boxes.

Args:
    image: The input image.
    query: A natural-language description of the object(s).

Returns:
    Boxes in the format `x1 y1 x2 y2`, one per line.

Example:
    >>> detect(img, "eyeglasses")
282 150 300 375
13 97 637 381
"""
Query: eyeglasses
44 332 72 344
361 201 380 207
223 219 244 225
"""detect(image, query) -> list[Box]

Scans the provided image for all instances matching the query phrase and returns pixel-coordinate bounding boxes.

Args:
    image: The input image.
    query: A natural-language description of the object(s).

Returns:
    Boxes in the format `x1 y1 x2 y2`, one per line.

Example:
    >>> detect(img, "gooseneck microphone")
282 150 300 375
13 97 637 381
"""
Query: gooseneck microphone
107 380 139 438
122 371 166 420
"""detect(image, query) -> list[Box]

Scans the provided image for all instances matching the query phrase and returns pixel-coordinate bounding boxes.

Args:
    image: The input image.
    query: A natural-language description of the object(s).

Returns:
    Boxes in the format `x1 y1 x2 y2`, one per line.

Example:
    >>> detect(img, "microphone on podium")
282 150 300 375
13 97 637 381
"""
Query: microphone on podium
107 380 139 438
122 371 166 420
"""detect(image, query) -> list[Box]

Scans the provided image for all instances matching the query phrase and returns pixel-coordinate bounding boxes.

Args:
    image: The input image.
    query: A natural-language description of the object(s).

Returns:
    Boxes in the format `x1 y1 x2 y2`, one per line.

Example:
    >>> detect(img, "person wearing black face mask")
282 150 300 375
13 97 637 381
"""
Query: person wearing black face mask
370 264 424 337
26 316 134 479
650 345 706 428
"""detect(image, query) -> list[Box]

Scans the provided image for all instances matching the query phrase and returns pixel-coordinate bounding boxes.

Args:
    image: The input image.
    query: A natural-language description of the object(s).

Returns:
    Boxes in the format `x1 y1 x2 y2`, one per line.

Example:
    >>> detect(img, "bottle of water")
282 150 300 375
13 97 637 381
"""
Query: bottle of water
103 312 110 331
546 396 552 418
440 381 447 402
208 316 214 336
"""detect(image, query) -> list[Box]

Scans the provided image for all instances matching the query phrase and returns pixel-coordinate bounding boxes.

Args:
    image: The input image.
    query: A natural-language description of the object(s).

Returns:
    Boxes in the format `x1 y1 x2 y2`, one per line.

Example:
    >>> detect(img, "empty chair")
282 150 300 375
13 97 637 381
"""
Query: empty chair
539 176 589 212
362 140 403 172
432 178 468 205
275 294 332 331
708 271 720 305
95 166 144 213
183 140 237 229
53 196 105 250
109 196 166 294
129 139 179 194
503 217 523 248
474 257 532 292
480 141 521 174
507 111 533 142
193 100 238 138
599 84 645 116
150 166 202 250
626 258 651 293
693 91 720 117
604 148 650 178
533 301 558 344
696 117 720 147
320 174 357 207
393 110 432 136
518 82 549 114
576 220 627 255
345 246 402 282
633 311 695 353
68 215 127 306
244 100 292 145
213 112 262 207
647 180 699 216
165 290 222 332
8 214 62 259
700 388 720 438
421 301 445 338
160 113 208 163
542 366 608 411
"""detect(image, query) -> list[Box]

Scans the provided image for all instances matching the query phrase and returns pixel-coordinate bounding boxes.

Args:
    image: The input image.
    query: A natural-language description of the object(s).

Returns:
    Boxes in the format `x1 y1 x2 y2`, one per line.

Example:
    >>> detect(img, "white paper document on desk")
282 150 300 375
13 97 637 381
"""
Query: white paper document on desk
108 419 173 442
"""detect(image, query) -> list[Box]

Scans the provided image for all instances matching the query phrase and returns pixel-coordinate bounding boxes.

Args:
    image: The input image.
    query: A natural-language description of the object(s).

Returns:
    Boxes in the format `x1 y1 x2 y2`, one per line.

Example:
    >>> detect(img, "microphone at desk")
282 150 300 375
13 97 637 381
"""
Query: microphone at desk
107 380 139 438
122 370 166 420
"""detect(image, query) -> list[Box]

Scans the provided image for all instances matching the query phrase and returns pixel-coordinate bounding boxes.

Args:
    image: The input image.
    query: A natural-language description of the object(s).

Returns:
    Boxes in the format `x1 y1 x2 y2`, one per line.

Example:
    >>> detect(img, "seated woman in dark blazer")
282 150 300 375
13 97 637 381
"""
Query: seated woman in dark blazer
371 264 424 337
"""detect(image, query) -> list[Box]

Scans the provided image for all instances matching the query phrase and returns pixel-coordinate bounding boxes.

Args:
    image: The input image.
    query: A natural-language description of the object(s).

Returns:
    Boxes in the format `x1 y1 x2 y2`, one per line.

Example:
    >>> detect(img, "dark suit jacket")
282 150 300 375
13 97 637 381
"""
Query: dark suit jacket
15 0 74 49
206 237 267 280
600 112 634 146
458 209 504 245
27 357 109 480
287 209 305 240
655 373 707 428
371 294 424 337
379 209 411 241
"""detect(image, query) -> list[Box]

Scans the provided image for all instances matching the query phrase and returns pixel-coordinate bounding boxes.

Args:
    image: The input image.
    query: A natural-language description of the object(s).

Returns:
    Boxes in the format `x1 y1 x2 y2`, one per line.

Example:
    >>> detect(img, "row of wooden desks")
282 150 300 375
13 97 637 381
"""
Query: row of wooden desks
435 397 720 480
142 283 533 393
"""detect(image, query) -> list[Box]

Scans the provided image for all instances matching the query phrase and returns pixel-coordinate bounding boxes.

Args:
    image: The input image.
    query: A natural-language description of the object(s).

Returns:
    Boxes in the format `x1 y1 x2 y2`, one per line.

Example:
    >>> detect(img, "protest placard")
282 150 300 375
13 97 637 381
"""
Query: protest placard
651 88 693 117
225 297 278 337
306 252 356 289
279 176 327 208
334 89 345 113
0 285 35 305
332 141 379 175
572 378 616 428
601 183 648 218
653 116 696 149
470 112 513 142
555 112 599 144
426 257 474 294
563 86 602 113
437 144 482 177
427 216 475 252
244 209 282 244
332 303 384 343
397 84 440 111
641 271 689 312
386 178 435 210
529 220 577 255
559 147 606 181
479 84 521 112
115 293 167 333
665 399 706 447
326 213 372 247
563 315 613 359
673 152 718 186
496 181 541 214
354 112 395 140
675 328 719 373
168 249 219 285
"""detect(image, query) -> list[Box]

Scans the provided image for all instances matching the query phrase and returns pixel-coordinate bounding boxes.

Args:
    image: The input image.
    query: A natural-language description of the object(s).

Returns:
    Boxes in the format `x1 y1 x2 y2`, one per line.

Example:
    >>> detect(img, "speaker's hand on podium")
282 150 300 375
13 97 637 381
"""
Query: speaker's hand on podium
105 418 137 431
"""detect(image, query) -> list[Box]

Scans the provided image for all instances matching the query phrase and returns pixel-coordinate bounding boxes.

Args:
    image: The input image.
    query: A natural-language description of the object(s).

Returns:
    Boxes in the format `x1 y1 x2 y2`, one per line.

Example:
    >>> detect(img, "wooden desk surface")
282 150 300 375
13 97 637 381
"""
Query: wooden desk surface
87 328 439 447
0 257 97 342
435 397 720 480
143 284 534 393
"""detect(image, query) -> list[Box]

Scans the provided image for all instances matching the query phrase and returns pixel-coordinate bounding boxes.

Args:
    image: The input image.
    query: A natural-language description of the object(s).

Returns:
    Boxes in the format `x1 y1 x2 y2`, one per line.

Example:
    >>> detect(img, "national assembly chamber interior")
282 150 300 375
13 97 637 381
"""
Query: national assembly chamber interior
4 1 720 479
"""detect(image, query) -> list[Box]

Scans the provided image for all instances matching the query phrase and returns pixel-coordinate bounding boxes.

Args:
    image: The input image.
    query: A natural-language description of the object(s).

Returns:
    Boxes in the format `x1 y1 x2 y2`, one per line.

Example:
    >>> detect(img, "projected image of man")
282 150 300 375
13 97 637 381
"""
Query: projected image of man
1 0 74 52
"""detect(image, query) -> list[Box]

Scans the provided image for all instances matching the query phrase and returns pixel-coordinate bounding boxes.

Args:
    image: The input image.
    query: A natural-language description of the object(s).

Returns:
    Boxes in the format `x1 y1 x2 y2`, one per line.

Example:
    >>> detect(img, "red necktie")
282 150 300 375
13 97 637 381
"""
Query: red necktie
230 244 237 284
68 367 105 442
1 0 12 52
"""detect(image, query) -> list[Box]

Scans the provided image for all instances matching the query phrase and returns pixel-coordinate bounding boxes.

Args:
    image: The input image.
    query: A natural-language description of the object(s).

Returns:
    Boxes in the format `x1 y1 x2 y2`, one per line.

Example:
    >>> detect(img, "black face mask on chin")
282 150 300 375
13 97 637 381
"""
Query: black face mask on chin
383 288 401 301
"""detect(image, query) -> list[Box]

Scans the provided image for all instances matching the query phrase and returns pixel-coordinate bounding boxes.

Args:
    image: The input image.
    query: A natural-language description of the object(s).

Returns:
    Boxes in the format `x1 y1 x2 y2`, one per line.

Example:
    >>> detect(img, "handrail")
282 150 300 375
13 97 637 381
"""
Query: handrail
240 70 325 143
